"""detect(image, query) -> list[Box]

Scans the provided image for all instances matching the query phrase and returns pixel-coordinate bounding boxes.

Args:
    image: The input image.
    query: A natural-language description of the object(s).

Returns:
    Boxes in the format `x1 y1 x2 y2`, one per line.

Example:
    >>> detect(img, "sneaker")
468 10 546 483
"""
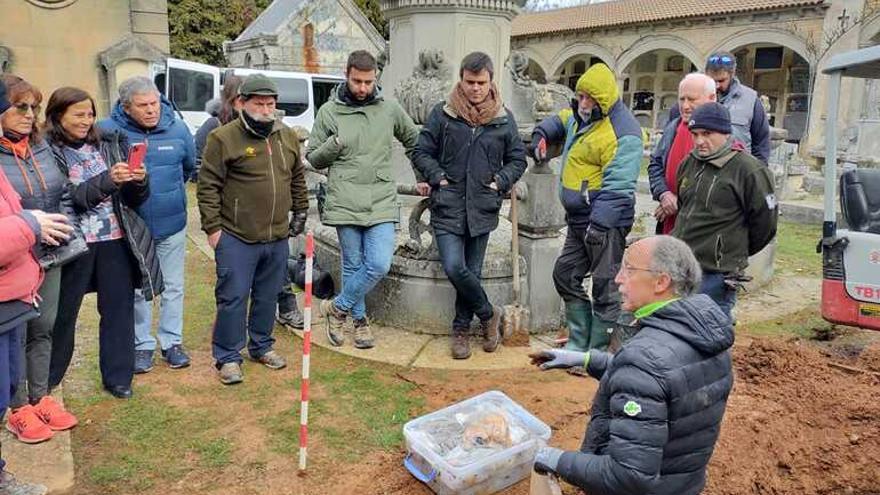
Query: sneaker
161 344 191 369
133 349 154 374
0 471 47 495
6 405 54 444
250 350 287 370
481 306 503 353
218 362 243 385
450 328 471 360
353 318 375 349
277 308 305 329
33 396 78 431
321 299 346 347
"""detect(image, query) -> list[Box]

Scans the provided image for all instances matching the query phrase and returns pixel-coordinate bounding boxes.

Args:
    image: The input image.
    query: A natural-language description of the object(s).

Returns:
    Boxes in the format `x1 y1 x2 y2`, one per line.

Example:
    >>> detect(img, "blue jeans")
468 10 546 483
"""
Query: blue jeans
212 233 288 365
334 223 395 320
435 229 493 329
134 228 186 351
700 271 737 320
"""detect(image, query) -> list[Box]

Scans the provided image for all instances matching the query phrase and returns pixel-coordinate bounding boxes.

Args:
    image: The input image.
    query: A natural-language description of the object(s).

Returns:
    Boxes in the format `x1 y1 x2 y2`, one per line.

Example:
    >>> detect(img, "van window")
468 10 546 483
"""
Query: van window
272 77 309 117
169 67 214 112
312 81 338 111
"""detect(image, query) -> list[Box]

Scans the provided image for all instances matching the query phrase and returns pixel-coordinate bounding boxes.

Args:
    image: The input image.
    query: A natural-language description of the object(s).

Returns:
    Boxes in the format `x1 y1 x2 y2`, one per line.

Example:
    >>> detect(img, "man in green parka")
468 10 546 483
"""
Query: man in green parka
307 50 420 349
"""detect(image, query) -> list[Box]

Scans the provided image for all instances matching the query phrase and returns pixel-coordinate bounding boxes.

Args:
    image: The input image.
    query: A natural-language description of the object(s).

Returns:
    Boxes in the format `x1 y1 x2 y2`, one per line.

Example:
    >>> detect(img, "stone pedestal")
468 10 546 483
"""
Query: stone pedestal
379 0 525 102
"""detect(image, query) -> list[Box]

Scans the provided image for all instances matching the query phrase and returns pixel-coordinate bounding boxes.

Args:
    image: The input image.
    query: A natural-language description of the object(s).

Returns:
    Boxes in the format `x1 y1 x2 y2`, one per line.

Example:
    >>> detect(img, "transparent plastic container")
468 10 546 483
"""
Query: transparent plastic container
403 390 551 495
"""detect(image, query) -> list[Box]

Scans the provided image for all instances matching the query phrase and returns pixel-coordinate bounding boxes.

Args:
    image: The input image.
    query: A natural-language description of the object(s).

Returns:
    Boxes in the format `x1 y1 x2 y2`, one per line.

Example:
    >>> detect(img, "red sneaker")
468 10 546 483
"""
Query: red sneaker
6 405 54 443
34 396 78 431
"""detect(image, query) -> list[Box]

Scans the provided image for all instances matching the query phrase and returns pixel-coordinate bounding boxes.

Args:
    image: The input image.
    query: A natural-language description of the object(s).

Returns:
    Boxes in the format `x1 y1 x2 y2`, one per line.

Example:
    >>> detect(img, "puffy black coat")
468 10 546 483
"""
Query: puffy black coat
51 131 164 301
413 102 527 237
556 295 734 495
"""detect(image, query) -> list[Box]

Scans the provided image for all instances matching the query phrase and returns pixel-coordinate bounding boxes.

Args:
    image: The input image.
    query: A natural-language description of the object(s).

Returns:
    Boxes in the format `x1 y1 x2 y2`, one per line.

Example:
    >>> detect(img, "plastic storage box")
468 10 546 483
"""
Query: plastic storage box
403 390 551 495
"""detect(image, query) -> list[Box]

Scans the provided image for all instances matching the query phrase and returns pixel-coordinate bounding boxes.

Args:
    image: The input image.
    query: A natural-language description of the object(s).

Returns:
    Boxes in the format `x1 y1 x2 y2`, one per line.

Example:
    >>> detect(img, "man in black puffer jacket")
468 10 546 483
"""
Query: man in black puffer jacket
530 235 734 495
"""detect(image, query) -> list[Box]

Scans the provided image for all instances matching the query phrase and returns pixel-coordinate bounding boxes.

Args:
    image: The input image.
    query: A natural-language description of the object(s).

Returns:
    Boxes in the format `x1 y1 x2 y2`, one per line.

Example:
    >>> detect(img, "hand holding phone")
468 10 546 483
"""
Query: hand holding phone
128 143 147 171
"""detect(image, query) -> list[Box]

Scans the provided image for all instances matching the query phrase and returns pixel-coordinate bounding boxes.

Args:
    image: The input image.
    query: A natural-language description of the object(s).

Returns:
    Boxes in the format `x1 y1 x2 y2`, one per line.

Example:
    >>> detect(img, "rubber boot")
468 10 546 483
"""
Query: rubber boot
588 317 614 352
563 300 593 352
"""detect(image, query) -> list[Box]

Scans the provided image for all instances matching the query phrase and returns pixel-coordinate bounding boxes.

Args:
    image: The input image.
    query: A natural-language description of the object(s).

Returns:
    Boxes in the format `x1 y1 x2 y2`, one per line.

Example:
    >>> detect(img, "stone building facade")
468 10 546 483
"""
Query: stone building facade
224 0 385 76
0 0 169 115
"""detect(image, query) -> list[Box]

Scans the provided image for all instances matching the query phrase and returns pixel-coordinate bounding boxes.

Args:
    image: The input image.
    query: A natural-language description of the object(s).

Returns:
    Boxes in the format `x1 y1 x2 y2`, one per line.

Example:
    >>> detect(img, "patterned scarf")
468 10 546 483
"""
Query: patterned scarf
447 81 502 127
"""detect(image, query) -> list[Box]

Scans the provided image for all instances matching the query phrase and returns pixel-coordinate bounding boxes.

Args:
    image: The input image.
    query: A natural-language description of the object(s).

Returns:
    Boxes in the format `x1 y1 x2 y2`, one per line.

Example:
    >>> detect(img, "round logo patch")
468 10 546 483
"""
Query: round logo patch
623 400 642 417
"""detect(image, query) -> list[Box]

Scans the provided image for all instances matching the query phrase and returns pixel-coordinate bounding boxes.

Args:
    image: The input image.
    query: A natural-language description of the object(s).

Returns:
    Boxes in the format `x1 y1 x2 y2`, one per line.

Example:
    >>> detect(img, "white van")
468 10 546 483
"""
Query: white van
155 58 344 134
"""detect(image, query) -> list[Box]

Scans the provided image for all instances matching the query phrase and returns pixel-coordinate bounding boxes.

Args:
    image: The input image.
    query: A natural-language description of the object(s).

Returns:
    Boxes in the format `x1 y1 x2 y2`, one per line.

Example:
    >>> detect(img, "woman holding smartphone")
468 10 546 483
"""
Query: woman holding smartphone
44 87 163 400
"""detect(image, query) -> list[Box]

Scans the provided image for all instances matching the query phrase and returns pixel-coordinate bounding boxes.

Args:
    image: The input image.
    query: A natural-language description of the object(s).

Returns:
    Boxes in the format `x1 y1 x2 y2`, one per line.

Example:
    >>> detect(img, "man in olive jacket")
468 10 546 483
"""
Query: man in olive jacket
307 50 419 350
413 52 527 359
530 236 734 495
672 102 777 318
198 74 309 385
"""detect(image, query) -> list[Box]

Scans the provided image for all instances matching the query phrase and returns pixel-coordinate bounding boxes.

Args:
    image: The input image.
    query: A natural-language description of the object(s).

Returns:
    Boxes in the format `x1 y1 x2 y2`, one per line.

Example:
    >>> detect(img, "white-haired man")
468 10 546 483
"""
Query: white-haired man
648 73 717 234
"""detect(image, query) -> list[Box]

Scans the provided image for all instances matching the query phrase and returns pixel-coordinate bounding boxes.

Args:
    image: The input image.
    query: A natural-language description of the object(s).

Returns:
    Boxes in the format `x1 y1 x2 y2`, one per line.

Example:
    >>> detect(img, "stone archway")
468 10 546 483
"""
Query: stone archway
548 42 616 77
710 28 813 65
616 35 702 75
516 46 552 80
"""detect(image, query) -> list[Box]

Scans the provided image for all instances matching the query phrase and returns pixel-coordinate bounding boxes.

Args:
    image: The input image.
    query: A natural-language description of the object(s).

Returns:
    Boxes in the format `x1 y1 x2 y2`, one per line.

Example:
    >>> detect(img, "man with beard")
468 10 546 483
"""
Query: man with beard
307 50 420 350
198 74 309 385
413 52 527 359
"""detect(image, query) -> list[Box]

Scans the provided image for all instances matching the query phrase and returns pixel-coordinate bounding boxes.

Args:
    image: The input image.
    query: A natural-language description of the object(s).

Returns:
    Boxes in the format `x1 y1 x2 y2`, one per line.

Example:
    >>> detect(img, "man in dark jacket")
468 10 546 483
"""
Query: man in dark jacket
672 103 778 318
529 235 734 495
648 73 717 235
198 74 309 385
413 52 527 359
99 76 196 373
531 63 643 352
705 51 770 163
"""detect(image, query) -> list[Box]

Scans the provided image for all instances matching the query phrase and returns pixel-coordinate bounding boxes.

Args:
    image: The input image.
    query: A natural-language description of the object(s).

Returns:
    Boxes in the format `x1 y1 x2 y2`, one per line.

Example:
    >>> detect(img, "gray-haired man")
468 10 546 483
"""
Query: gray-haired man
529 236 734 495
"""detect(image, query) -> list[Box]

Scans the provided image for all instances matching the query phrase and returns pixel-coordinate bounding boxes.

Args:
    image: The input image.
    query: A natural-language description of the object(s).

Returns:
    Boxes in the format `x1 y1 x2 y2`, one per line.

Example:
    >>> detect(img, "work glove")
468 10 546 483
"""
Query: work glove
289 211 308 237
531 137 548 161
529 349 589 371
584 223 607 247
533 446 564 475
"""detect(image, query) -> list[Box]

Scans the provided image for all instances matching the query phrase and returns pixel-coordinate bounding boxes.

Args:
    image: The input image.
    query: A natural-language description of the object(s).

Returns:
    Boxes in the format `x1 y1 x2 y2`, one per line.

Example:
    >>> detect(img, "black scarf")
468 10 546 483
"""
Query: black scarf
241 111 274 139
338 83 377 107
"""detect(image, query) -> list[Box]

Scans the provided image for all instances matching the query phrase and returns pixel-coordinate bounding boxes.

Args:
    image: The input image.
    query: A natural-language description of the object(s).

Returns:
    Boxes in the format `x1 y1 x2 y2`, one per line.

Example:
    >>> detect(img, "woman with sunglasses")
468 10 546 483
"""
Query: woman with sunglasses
0 75 79 444
45 87 163 401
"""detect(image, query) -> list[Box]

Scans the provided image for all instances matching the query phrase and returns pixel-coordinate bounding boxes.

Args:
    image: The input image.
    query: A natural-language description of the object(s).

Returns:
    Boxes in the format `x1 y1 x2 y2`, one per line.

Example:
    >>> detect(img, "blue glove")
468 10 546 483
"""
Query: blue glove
529 349 589 371
534 446 564 475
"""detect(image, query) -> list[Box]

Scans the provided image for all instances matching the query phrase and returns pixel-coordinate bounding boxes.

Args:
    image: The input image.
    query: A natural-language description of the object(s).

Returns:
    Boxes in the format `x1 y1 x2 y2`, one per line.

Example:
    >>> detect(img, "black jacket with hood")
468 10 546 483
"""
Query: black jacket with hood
556 294 735 495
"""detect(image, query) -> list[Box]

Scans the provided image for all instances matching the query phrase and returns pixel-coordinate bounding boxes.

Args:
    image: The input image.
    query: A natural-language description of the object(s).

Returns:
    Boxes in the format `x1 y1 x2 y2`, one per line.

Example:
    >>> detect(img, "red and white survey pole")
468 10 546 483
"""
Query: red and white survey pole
298 231 314 472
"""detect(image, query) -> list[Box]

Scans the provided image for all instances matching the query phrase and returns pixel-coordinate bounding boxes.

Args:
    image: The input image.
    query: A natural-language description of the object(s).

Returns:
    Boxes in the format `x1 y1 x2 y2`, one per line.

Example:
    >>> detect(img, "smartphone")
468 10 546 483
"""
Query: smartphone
128 143 147 171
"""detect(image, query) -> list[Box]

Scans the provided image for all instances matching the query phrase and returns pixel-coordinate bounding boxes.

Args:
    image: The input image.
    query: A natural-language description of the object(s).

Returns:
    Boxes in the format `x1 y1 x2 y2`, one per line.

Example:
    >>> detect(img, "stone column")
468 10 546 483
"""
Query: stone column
379 0 525 102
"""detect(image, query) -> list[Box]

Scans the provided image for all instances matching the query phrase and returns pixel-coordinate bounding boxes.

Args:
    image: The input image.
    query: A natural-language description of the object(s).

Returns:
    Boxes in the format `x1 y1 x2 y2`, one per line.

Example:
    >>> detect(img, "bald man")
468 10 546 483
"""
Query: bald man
529 236 734 495
648 73 717 234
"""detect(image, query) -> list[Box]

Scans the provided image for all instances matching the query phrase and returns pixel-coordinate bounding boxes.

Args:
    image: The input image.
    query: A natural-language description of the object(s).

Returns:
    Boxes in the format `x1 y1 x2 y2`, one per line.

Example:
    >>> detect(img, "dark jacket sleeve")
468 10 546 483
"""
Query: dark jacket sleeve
412 104 448 187
750 99 771 164
648 119 677 201
744 166 778 256
70 172 118 213
195 118 220 169
556 349 669 495
494 111 528 194
120 177 149 209
180 121 197 180
197 132 227 235
531 114 567 149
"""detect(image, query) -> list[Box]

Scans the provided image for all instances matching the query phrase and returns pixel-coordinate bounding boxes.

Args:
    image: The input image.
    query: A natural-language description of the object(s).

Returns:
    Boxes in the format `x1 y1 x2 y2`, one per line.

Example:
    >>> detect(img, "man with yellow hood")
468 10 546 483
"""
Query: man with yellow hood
532 63 643 352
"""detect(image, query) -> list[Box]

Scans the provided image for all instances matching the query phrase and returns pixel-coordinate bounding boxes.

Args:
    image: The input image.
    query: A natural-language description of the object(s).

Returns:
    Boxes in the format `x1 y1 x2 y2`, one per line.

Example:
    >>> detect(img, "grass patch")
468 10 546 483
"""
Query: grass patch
739 306 827 338
775 220 822 277
192 436 233 468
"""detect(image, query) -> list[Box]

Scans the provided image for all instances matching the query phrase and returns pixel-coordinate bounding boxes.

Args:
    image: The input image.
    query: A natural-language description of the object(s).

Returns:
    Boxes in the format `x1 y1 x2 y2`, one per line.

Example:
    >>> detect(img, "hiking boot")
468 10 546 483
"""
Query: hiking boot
0 471 47 495
6 405 54 444
277 307 305 329
33 396 78 431
353 318 375 349
218 362 243 385
321 299 347 347
161 344 191 369
250 350 287 370
481 306 503 353
133 349 154 374
450 328 471 360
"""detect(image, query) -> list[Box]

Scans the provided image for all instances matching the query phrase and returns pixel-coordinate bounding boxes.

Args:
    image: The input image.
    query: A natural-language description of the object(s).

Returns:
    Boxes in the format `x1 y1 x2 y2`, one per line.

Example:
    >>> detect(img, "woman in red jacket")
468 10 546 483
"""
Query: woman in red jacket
0 80 72 494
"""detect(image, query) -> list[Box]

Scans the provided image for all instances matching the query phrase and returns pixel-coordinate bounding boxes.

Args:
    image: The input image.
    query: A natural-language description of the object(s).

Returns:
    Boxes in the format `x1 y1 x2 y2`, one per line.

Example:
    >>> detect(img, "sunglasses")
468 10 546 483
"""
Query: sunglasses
707 55 735 67
12 103 40 115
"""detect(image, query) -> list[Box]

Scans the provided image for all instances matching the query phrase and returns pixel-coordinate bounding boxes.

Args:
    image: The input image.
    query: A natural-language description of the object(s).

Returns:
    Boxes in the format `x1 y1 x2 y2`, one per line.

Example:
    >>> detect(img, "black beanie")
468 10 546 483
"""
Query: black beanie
688 102 732 134
0 81 9 115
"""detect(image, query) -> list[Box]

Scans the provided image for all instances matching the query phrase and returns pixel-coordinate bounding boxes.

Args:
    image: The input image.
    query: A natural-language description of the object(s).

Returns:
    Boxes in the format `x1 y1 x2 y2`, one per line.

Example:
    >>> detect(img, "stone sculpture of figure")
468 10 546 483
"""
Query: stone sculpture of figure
394 48 452 125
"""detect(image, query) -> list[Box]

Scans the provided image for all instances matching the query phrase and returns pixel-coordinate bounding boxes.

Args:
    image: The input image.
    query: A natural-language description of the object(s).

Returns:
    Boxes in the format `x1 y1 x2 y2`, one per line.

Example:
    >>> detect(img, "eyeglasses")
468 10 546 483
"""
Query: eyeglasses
619 263 662 279
707 55 735 68
12 103 40 115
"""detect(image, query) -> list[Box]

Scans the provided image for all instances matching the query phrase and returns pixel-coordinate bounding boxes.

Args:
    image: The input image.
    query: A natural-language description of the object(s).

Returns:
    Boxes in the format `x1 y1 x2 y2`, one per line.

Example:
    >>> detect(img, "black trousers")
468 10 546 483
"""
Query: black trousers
49 239 136 389
552 226 628 323
435 229 493 330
